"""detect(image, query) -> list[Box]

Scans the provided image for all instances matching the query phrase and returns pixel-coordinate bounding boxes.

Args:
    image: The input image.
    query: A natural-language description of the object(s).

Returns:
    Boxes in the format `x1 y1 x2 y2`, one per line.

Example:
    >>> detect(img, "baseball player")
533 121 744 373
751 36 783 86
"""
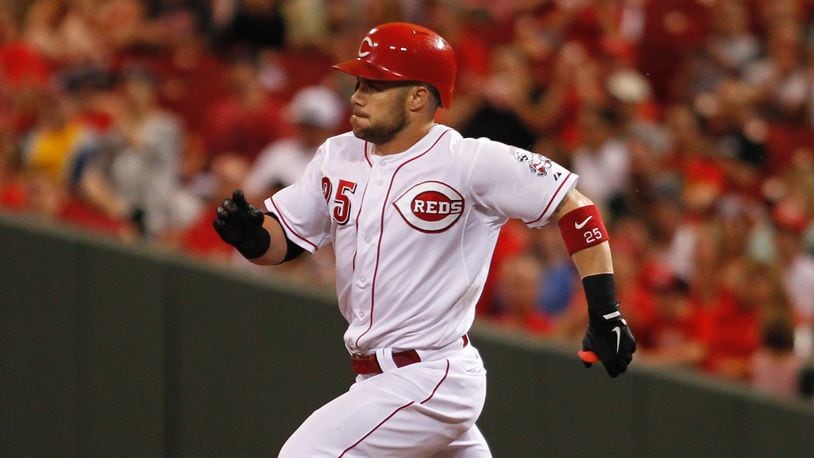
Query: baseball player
214 22 636 457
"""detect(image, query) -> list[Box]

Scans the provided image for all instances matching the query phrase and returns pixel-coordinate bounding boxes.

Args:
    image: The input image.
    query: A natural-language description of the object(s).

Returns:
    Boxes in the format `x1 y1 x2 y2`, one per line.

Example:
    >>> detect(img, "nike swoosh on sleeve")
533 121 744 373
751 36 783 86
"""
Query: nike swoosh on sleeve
575 215 593 229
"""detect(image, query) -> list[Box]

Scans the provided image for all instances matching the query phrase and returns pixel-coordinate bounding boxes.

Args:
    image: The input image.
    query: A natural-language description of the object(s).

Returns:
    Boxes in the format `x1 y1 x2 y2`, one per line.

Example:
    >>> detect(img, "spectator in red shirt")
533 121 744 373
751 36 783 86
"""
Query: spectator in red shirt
476 219 530 316
201 57 292 164
701 259 782 380
494 253 553 337
636 276 706 368
0 3 51 91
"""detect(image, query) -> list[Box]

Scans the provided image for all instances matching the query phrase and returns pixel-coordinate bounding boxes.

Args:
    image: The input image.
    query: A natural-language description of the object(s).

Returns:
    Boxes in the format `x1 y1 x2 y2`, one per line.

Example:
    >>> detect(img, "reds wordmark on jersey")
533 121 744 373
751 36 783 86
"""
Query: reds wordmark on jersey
266 125 578 353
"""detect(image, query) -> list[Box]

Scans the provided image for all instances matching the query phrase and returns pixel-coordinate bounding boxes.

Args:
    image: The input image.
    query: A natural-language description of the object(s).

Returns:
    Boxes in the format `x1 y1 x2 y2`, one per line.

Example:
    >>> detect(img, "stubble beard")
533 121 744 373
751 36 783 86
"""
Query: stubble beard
354 97 409 146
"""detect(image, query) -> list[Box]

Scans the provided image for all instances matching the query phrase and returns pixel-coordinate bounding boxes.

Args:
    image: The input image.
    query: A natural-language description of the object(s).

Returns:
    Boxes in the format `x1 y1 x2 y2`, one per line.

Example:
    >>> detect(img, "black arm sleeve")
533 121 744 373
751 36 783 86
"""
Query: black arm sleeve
265 212 306 262
582 273 618 313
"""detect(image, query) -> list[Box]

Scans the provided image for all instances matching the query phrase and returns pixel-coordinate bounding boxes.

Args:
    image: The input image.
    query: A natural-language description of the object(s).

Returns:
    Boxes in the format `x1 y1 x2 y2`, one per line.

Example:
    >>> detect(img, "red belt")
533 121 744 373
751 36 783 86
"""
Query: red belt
350 350 421 375
350 335 469 375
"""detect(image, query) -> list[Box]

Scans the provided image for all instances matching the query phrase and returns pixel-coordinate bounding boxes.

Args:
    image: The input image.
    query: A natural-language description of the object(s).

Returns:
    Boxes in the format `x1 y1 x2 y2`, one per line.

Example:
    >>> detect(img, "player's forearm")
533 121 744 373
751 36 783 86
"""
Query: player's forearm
554 188 616 307
552 188 613 277
556 189 635 376
552 187 592 219
570 240 613 278
247 215 289 265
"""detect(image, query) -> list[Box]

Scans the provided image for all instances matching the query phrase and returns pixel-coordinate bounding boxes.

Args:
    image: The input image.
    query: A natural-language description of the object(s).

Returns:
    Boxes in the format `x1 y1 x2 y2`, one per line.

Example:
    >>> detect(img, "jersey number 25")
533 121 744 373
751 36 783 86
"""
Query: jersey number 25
323 177 357 225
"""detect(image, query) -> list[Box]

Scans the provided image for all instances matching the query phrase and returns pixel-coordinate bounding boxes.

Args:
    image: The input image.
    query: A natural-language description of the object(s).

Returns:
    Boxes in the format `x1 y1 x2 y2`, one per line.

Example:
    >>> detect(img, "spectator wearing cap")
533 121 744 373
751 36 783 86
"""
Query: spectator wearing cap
242 85 345 200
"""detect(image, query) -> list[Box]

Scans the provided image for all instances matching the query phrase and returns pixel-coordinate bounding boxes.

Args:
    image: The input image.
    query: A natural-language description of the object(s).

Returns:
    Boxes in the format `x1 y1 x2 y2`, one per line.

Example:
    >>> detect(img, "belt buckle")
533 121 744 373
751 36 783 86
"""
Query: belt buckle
350 350 381 375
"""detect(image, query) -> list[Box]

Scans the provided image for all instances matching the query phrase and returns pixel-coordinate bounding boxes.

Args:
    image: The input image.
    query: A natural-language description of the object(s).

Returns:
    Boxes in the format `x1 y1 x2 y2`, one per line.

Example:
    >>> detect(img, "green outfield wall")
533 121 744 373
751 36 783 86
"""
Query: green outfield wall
2 214 813 458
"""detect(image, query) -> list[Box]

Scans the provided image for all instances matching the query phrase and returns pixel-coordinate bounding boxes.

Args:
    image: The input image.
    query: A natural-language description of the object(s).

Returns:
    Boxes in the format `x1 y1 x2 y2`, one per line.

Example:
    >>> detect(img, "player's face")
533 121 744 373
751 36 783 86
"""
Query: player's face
349 78 410 145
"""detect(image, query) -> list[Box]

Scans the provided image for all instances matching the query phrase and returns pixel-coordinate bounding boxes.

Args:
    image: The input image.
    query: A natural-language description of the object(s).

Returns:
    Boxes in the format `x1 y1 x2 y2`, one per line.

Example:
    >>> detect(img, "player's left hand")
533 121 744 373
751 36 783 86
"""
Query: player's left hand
578 303 636 378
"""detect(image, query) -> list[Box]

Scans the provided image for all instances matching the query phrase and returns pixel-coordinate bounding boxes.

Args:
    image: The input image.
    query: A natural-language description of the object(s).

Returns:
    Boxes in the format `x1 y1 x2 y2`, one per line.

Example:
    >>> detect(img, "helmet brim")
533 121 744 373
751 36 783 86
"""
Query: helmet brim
332 59 406 81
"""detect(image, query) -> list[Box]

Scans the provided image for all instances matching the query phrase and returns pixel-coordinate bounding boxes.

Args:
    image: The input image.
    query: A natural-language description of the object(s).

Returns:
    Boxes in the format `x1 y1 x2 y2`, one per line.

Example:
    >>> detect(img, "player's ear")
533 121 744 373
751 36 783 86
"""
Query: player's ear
407 85 430 111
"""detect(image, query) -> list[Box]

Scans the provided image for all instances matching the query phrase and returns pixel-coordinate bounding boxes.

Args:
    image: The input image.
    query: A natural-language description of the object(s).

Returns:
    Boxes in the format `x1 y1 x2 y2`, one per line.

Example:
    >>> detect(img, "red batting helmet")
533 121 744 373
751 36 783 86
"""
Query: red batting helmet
333 22 457 108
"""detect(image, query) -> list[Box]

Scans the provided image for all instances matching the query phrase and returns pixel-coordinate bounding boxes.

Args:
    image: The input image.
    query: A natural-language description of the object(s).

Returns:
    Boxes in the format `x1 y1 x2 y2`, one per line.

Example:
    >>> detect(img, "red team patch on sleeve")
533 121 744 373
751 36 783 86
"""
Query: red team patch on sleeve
558 205 609 255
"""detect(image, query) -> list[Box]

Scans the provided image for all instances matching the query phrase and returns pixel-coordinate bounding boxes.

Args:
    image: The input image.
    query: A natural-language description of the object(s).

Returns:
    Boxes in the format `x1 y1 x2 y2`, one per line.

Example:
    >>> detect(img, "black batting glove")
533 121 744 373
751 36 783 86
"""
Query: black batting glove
212 190 271 259
579 303 636 378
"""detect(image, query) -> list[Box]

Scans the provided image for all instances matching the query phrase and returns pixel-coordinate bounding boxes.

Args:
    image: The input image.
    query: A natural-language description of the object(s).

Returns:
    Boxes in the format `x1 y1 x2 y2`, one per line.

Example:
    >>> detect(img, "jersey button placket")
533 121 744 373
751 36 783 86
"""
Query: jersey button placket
354 159 391 296
375 158 388 186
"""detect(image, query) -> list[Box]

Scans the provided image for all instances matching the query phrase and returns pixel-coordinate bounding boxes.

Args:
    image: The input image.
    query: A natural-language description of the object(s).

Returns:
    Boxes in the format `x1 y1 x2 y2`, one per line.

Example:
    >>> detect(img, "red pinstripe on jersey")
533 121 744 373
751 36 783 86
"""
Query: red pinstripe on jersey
353 129 451 348
363 141 373 168
350 175 373 272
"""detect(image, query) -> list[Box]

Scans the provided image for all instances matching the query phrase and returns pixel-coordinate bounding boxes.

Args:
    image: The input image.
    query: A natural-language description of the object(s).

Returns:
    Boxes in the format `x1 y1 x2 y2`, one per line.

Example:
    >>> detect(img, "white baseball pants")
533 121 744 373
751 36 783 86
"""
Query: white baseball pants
279 345 492 457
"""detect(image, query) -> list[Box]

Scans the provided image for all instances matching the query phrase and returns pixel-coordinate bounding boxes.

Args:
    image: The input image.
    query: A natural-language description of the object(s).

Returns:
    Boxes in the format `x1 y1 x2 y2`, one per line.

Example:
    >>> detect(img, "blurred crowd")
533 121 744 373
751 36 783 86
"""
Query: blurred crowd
2 0 814 401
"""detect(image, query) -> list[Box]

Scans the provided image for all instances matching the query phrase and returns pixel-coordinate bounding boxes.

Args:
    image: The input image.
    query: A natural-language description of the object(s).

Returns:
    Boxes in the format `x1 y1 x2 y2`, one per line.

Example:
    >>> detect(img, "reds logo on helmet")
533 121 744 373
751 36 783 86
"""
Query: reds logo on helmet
358 37 374 57
394 181 464 233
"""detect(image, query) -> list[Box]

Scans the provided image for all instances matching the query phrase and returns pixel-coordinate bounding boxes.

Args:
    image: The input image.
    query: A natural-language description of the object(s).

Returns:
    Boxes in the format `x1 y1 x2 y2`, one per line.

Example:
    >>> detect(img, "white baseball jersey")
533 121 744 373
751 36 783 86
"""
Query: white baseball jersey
265 124 578 354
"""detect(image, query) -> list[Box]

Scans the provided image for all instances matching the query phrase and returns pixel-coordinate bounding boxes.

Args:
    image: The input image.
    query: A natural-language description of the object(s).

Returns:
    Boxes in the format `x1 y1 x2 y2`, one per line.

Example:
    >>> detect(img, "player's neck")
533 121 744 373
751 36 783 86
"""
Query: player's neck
373 121 435 156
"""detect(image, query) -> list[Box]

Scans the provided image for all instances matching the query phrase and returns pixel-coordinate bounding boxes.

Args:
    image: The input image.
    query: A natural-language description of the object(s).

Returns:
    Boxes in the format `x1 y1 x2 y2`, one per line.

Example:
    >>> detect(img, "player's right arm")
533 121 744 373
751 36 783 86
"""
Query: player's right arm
212 190 295 265
215 143 332 265
254 214 290 265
